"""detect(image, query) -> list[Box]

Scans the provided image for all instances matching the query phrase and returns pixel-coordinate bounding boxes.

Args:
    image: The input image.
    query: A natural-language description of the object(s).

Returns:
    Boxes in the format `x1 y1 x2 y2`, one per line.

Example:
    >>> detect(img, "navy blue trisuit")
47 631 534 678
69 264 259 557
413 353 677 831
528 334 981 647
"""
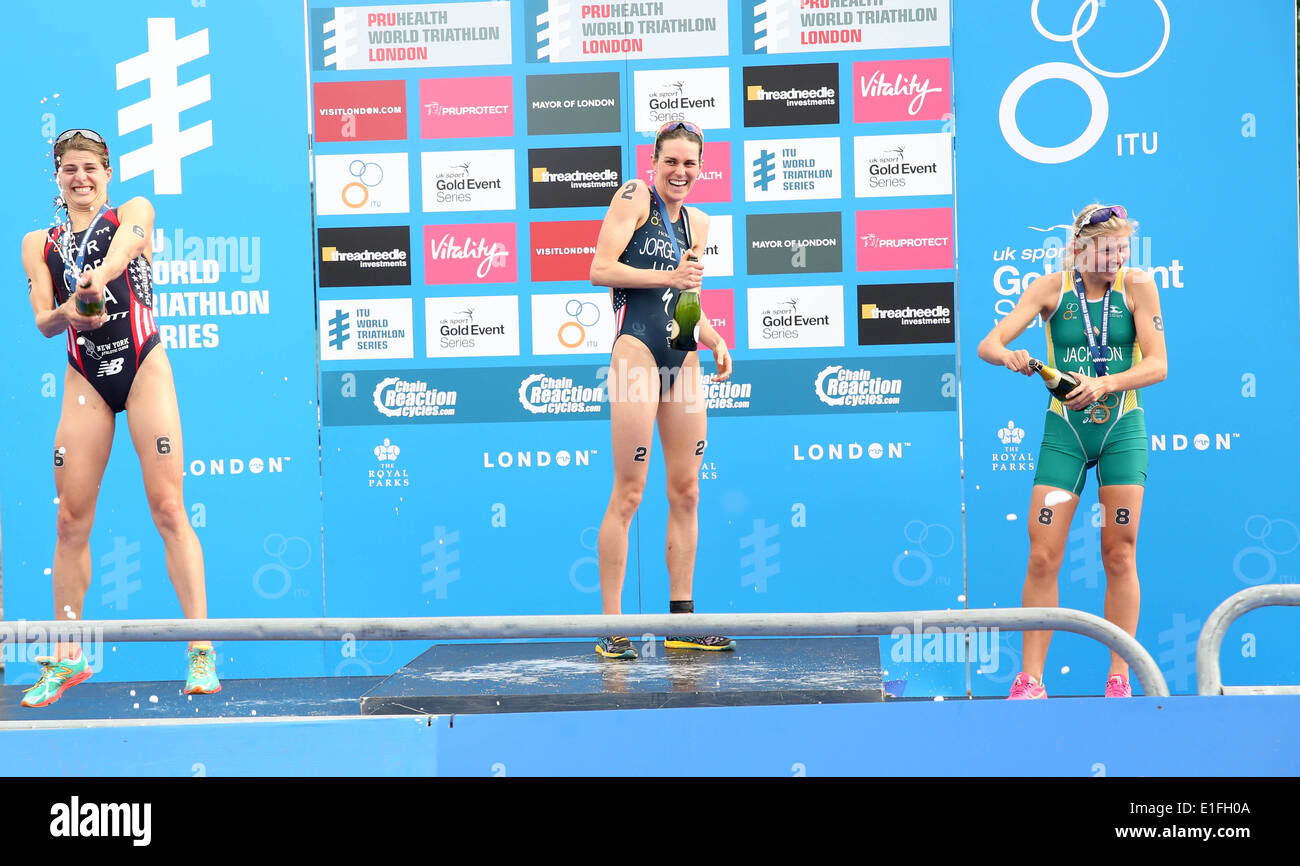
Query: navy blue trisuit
611 185 694 386
44 207 160 413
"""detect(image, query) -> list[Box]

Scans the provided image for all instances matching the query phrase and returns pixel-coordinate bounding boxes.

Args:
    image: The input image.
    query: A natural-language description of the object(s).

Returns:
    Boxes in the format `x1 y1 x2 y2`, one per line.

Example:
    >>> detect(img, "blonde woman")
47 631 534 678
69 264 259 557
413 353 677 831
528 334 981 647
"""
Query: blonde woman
977 204 1167 698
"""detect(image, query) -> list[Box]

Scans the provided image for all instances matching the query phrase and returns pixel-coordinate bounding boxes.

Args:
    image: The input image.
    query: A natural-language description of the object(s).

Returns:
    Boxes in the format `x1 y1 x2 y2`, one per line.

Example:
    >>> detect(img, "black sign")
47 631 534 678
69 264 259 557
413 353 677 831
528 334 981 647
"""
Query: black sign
857 282 955 345
318 226 411 288
526 73 621 135
743 63 839 127
745 212 842 275
527 146 623 209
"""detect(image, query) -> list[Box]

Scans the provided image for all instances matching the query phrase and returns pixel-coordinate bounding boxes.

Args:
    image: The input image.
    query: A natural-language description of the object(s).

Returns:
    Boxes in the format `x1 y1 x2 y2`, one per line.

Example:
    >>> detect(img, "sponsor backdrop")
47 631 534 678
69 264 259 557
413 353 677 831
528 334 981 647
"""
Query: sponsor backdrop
310 0 964 694
0 2 1295 699
952 2 1300 696
0 2 324 682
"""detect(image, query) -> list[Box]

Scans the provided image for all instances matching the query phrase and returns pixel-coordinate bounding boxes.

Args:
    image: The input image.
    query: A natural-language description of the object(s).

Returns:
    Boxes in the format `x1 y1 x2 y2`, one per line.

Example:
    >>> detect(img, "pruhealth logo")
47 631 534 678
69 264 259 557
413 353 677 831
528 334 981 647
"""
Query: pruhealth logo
116 18 213 194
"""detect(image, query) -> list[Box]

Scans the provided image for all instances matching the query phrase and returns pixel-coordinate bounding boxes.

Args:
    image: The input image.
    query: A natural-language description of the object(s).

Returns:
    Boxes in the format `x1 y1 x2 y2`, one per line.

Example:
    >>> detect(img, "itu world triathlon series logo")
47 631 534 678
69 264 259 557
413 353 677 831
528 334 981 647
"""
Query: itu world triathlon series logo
116 18 214 194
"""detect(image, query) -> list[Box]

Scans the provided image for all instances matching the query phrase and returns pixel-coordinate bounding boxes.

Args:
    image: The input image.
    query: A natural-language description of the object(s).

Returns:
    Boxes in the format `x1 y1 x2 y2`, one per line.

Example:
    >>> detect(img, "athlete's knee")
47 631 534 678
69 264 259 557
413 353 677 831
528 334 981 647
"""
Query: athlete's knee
1025 544 1065 578
1101 537 1138 576
606 481 645 523
666 476 699 512
55 503 95 548
148 493 190 537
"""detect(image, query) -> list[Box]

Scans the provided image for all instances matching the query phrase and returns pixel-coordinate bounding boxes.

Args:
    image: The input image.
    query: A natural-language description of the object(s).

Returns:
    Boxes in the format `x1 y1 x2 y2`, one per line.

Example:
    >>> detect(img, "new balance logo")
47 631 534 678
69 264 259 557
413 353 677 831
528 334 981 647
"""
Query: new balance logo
97 358 125 378
116 18 214 194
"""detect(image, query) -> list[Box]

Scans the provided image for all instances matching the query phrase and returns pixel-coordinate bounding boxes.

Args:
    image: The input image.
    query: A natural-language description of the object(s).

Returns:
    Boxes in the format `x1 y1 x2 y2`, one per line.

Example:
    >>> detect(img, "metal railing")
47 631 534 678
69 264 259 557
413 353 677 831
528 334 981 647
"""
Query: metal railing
1196 584 1300 696
0 606 1171 696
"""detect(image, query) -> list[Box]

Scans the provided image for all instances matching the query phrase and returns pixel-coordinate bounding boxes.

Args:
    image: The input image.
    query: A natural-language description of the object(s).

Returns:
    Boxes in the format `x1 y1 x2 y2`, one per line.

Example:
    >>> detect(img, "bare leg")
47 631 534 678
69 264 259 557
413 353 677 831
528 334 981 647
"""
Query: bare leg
655 356 706 603
1098 485 1144 679
52 368 115 660
597 339 659 615
124 351 209 650
1020 485 1079 682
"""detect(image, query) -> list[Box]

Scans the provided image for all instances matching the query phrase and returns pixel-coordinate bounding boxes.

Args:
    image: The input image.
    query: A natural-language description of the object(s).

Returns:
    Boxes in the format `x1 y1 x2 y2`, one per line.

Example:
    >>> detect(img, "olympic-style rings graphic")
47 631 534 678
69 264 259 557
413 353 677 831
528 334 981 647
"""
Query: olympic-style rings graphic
1233 515 1299 585
569 527 601 593
892 521 955 587
342 159 384 209
1030 0 1170 78
335 640 395 677
558 299 601 349
1062 303 1078 320
1001 1 1170 164
253 534 313 600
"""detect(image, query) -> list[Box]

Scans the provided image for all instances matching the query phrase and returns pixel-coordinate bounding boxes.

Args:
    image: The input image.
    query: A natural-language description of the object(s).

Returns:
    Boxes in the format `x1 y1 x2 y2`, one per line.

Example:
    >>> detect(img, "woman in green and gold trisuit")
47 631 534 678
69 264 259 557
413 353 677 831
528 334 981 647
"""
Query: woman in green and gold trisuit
978 204 1167 699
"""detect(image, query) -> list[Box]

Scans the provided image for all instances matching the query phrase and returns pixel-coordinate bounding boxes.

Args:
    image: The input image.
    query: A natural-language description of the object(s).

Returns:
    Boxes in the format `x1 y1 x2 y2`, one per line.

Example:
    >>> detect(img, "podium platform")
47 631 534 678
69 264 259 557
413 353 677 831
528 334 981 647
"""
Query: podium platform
360 637 884 716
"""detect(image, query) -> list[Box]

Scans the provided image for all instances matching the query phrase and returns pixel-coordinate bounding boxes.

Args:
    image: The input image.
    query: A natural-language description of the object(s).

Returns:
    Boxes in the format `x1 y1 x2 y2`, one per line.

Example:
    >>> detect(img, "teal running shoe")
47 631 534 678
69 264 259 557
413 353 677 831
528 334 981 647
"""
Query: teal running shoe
21 653 92 708
184 647 222 695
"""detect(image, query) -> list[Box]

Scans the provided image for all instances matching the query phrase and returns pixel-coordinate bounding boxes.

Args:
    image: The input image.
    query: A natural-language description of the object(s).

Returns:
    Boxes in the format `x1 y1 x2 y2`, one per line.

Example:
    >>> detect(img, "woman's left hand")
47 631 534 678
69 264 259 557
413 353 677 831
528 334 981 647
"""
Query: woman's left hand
710 342 732 382
1064 370 1113 412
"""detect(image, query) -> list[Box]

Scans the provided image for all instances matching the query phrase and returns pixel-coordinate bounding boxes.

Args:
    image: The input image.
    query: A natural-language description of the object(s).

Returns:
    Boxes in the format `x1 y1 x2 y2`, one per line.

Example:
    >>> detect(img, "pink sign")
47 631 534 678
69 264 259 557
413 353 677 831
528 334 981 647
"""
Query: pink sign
424 223 518 285
853 59 951 123
635 142 731 203
420 76 514 139
856 208 954 272
700 289 734 351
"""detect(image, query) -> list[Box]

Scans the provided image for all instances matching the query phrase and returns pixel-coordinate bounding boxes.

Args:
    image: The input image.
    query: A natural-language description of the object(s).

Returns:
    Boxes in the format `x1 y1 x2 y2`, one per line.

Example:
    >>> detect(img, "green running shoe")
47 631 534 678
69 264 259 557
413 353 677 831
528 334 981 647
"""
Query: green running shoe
595 636 637 660
21 653 92 708
184 647 222 695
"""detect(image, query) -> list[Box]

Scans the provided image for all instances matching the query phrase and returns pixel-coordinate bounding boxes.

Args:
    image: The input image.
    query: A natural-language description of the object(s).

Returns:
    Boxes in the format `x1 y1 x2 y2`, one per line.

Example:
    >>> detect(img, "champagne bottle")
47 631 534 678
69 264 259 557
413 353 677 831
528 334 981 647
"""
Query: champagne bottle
1029 358 1080 400
74 272 104 317
669 254 701 350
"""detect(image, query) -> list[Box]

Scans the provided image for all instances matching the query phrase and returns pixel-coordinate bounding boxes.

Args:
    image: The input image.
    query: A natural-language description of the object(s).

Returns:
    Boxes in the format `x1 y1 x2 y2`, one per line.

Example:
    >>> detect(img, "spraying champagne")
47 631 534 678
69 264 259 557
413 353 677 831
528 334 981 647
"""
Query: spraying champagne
74 271 104 317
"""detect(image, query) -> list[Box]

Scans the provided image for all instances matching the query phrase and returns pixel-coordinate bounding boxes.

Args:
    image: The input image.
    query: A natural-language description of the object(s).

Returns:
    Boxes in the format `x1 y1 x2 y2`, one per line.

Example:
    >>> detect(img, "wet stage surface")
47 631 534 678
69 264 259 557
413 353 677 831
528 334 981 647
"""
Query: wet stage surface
0 638 883 722
0 676 382 723
361 638 884 715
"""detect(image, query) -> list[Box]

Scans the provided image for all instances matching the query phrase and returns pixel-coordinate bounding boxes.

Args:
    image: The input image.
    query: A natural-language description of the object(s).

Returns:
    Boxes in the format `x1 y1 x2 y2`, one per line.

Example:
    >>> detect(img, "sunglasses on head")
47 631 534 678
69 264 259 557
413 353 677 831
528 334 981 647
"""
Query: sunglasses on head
54 129 109 153
656 120 703 139
1080 204 1127 227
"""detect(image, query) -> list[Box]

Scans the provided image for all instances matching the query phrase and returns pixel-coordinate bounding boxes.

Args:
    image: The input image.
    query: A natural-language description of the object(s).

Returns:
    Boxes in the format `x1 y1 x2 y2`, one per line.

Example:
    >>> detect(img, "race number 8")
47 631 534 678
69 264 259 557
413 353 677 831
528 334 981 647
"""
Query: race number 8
1115 507 1131 526
1038 507 1053 525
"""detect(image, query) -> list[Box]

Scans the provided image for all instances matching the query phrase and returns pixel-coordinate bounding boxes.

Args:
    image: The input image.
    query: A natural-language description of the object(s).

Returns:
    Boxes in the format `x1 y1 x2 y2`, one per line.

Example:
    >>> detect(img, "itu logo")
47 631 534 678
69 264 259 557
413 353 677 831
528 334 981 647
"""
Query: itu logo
328 309 350 350
998 1 1169 163
343 160 383 209
116 18 214 194
752 149 777 191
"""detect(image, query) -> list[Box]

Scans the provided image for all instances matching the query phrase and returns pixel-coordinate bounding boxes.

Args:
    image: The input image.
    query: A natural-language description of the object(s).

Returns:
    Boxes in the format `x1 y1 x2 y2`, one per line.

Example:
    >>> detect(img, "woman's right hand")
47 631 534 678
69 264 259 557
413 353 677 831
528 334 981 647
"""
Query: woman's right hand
667 252 703 291
1002 348 1034 375
61 295 107 332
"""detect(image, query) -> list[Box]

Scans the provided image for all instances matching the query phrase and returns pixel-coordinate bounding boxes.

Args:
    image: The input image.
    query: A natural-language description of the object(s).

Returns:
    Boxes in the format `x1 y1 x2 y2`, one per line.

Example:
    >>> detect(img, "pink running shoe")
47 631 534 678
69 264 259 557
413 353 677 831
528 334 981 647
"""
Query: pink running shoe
1007 672 1047 700
1104 674 1132 697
